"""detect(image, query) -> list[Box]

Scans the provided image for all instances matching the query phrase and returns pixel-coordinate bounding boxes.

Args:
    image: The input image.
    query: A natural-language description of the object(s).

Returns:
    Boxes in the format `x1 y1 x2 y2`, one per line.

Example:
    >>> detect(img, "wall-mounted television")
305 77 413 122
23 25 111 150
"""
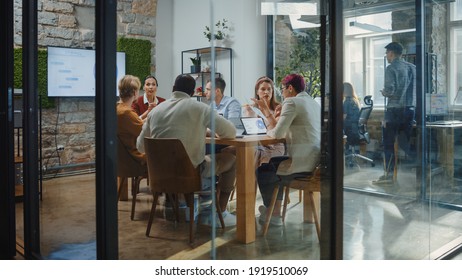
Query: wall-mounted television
47 46 126 97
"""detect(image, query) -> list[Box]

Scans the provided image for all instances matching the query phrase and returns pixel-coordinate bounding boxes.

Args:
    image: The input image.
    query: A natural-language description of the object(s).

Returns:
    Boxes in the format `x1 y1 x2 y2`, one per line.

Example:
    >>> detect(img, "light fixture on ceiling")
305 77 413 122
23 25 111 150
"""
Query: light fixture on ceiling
260 2 318 16
353 28 416 38
290 15 320 29
349 21 387 32
260 2 320 30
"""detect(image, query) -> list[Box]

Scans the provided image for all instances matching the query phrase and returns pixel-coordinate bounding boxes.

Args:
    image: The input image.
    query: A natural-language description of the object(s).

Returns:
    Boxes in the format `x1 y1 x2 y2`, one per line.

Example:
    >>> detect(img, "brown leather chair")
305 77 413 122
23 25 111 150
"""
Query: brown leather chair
261 165 321 241
117 138 147 220
144 137 224 244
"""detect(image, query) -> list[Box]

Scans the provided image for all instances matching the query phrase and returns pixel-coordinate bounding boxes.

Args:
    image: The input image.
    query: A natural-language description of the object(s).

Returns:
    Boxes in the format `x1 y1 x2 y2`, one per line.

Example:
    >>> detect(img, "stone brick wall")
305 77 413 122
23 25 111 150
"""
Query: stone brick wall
14 0 157 172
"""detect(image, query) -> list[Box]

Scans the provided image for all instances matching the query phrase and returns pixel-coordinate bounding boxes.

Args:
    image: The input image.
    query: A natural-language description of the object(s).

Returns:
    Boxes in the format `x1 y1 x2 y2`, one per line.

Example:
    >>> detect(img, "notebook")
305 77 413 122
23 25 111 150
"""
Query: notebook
240 117 267 135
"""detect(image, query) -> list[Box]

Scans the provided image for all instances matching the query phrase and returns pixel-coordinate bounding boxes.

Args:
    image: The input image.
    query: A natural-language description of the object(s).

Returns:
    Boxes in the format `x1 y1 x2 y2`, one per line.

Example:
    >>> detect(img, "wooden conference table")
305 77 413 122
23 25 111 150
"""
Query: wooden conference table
206 135 285 244
426 121 462 188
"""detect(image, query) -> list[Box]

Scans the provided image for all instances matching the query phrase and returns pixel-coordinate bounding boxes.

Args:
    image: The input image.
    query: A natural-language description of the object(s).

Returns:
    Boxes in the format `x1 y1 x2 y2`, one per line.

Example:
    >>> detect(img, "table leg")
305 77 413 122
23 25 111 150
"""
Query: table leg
117 177 129 201
235 146 256 244
442 128 455 187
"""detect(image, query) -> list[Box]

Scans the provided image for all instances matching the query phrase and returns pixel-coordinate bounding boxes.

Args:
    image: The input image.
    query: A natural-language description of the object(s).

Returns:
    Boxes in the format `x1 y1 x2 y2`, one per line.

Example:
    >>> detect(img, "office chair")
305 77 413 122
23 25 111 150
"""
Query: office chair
345 95 375 167
144 137 224 244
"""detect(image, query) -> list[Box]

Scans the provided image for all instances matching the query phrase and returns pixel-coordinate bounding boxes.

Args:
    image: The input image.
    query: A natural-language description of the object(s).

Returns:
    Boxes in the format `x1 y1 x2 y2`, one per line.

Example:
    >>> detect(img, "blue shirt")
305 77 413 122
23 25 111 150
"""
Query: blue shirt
215 95 241 120
383 58 416 108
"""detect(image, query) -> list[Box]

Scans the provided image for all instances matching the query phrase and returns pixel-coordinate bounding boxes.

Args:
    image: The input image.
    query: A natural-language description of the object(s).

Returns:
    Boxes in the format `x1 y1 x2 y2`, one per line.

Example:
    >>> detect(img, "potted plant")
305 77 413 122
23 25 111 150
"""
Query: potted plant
190 56 201 73
204 18 229 42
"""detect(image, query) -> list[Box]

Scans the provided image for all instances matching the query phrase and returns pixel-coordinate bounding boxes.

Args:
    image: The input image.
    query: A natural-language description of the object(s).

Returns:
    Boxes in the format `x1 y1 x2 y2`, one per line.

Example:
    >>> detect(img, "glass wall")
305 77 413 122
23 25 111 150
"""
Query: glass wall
36 2 98 260
342 0 462 259
6 0 462 261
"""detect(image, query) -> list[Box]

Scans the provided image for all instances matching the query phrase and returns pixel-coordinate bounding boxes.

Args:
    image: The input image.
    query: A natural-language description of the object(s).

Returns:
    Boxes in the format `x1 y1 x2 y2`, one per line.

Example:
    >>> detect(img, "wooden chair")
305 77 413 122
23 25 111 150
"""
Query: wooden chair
144 137 224 244
261 165 321 241
117 138 147 220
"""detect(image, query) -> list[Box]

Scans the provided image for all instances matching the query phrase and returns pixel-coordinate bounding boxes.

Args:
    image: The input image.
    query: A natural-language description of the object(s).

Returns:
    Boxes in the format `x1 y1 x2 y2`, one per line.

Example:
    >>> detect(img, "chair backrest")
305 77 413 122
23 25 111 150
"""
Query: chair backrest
144 137 202 194
357 95 373 143
117 136 146 177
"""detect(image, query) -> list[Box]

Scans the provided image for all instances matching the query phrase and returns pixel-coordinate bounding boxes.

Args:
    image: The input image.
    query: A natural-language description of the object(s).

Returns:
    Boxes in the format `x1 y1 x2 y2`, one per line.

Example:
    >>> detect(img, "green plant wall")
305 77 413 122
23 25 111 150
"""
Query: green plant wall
117 37 152 83
14 48 53 108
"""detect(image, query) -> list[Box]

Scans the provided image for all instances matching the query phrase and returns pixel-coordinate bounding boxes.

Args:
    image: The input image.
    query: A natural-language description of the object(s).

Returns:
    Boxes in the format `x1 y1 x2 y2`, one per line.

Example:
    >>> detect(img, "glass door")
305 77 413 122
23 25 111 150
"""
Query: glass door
342 0 462 259
0 0 16 260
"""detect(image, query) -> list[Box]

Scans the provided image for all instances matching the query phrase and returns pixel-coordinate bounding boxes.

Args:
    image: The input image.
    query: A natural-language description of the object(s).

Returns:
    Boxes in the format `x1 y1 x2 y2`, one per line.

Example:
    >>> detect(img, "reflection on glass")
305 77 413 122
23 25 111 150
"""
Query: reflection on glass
343 0 462 260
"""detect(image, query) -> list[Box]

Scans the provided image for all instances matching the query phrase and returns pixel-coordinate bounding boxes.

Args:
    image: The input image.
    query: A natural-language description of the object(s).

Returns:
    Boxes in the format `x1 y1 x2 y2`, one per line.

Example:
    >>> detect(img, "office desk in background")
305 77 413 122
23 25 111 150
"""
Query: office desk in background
426 121 462 186
207 136 285 244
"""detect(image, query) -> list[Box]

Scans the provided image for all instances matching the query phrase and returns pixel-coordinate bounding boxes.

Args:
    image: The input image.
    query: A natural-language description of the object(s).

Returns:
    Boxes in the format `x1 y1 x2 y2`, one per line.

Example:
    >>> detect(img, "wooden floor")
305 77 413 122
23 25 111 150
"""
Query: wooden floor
14 167 462 260
15 173 320 260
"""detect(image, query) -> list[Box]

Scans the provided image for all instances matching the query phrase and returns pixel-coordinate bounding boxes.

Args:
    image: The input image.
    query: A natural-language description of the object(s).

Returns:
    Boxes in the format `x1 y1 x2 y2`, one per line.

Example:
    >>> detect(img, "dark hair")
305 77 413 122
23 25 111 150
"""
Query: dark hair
282 74 305 93
118 75 141 100
254 76 279 110
385 42 404 56
144 75 158 87
215 77 226 94
172 74 195 96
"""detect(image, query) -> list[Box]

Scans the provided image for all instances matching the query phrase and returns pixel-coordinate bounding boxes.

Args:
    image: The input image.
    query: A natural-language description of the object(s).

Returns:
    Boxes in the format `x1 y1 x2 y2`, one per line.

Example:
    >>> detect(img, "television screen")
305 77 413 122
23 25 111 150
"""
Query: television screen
47 46 126 97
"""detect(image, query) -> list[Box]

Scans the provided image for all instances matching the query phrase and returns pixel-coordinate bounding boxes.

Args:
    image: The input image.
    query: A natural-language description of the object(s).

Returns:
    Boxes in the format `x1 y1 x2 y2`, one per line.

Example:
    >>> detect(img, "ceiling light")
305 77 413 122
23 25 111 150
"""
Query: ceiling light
260 2 318 16
289 15 320 29
353 28 416 38
349 21 387 33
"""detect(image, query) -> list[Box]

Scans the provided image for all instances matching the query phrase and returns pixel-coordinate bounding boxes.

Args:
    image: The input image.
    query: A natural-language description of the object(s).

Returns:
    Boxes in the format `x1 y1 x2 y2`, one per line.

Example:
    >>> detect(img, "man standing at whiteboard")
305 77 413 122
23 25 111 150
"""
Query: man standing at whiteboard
373 42 416 186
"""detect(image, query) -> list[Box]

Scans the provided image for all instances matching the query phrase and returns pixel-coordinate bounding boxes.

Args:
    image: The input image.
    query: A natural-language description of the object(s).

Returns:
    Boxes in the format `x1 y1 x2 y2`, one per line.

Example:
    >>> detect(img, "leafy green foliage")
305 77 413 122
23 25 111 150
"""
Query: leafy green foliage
190 56 201 66
275 29 321 98
117 37 152 80
14 48 54 108
204 19 229 41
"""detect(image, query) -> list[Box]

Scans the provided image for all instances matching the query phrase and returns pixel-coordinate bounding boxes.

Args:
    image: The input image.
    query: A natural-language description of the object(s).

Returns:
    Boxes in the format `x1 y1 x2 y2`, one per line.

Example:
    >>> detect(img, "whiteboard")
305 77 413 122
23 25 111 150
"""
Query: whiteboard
47 46 125 97
426 93 448 116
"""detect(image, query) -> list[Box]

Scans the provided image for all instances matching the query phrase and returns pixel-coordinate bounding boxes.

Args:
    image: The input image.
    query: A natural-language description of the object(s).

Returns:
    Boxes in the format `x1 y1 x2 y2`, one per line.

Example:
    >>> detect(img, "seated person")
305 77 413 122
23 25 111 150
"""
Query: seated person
243 76 285 168
117 75 147 175
136 74 237 226
204 77 241 153
204 76 241 121
343 82 361 151
131 75 166 120
253 74 321 226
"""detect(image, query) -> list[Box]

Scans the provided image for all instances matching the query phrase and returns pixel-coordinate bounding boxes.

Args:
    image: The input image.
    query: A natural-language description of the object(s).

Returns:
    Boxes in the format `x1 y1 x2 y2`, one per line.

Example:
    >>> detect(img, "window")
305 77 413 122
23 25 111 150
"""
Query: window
450 0 462 104
344 12 392 106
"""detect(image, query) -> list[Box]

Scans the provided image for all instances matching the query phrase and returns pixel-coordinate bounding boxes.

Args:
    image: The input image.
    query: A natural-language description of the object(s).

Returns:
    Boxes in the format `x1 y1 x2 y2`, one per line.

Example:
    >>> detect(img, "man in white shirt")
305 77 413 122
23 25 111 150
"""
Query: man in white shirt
137 74 237 226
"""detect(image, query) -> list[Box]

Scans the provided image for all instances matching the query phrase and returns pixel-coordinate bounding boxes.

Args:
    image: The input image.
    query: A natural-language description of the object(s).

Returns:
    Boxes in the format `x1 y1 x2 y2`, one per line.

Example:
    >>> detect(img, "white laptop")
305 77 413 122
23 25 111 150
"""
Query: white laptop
240 117 267 135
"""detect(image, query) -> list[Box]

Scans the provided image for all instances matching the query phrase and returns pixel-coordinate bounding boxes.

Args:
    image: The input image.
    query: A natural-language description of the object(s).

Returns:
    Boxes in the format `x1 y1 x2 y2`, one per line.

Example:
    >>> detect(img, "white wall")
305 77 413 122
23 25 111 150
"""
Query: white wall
156 0 267 104
156 0 174 98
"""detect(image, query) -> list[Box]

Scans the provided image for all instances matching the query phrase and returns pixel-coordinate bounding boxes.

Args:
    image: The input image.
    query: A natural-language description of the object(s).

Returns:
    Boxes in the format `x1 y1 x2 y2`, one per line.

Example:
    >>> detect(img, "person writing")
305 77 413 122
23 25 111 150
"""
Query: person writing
136 74 237 226
252 74 321 225
243 76 285 168
132 75 166 120
117 75 146 171
373 42 416 185
343 82 361 152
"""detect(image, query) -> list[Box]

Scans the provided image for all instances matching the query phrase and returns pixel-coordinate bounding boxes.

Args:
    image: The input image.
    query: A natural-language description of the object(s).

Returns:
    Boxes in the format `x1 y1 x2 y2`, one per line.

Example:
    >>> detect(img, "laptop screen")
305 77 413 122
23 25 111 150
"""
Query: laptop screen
240 117 267 135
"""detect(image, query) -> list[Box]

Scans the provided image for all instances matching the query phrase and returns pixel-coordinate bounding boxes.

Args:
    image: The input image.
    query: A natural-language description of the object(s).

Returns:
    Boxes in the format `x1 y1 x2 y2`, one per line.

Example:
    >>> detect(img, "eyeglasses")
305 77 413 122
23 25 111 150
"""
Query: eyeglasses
280 85 287 91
